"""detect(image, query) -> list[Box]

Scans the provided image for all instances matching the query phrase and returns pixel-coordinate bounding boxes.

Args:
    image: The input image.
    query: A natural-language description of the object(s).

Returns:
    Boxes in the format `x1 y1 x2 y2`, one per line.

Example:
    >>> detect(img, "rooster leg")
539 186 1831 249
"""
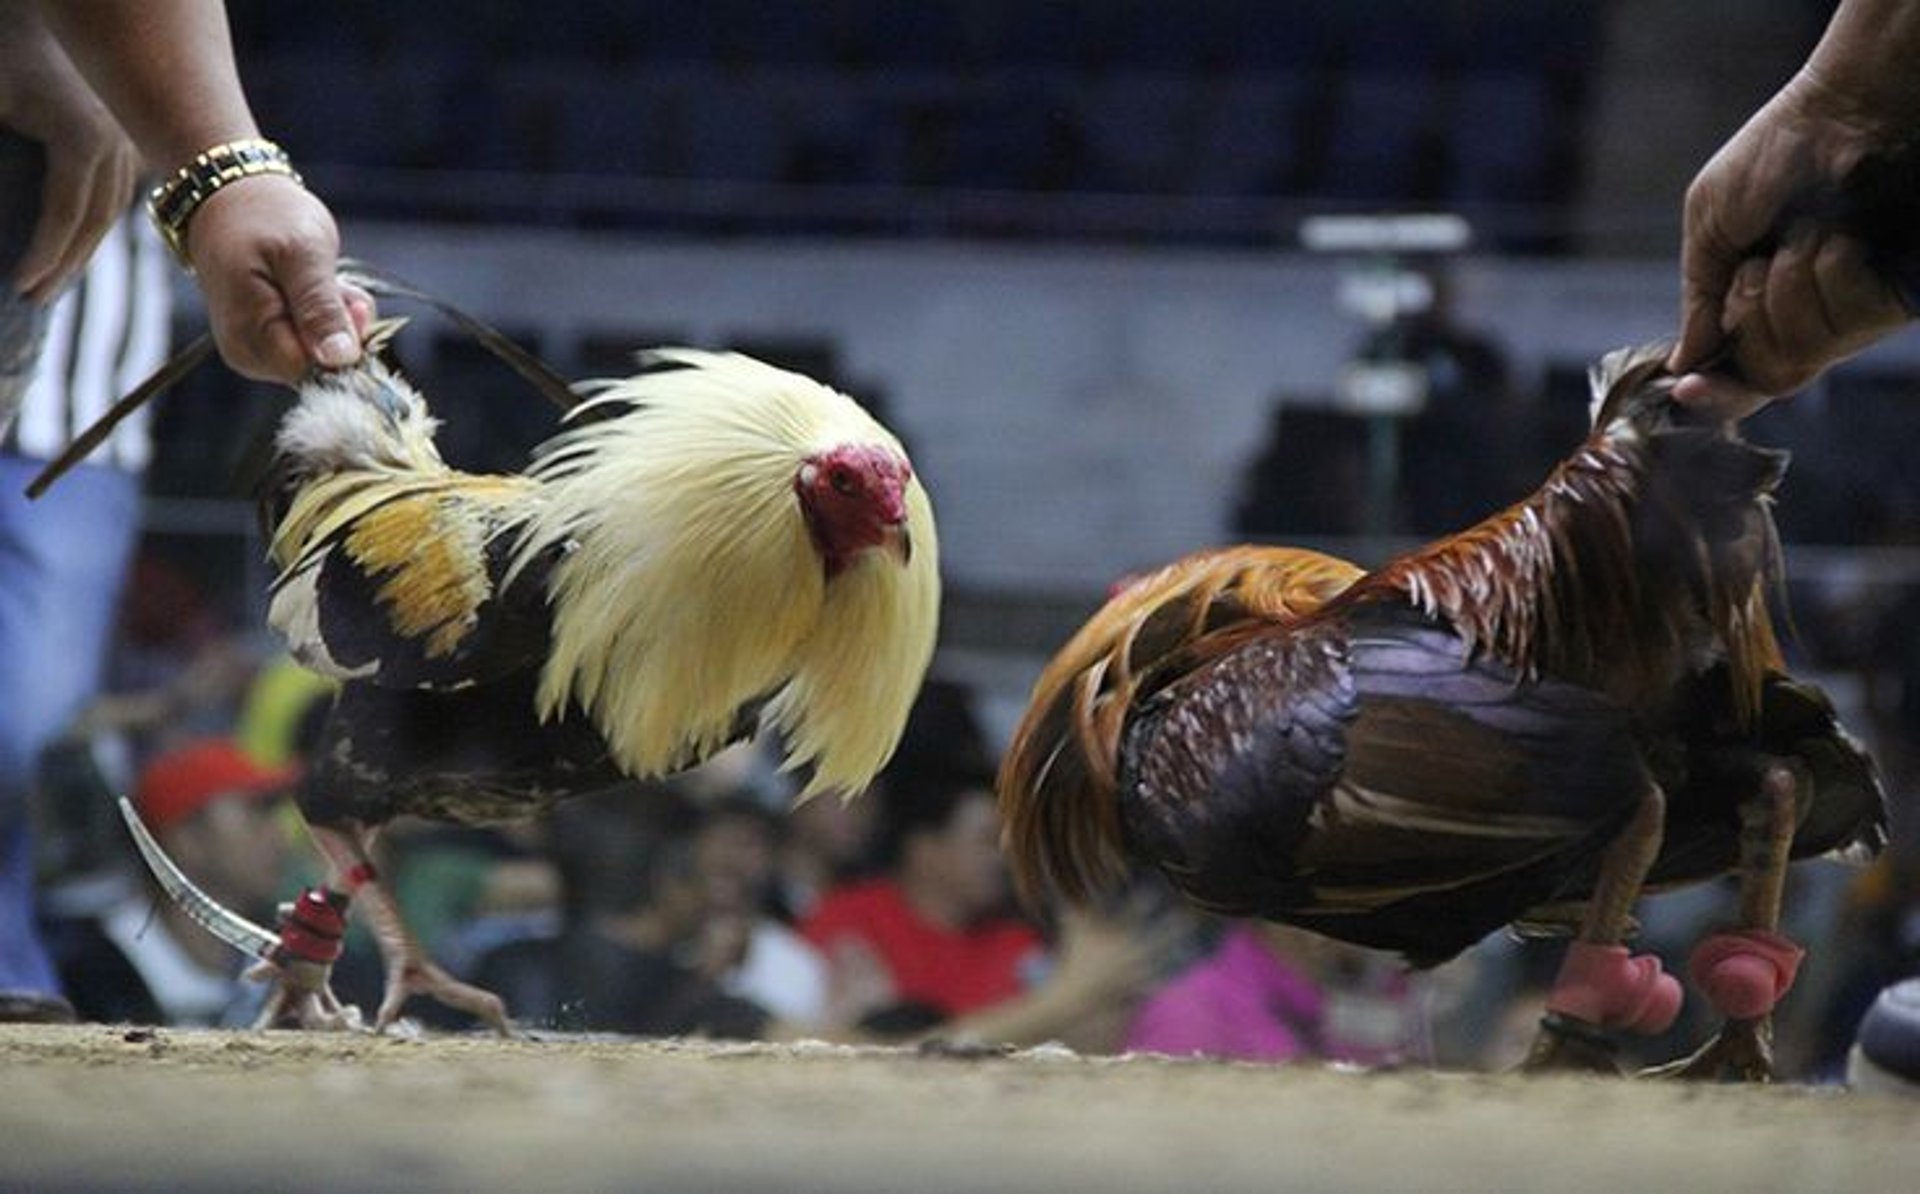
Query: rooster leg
1576 782 1668 945
307 823 514 1036
1643 762 1804 1082
250 954 357 1032
1523 781 1682 1074
249 824 396 1030
249 856 364 1031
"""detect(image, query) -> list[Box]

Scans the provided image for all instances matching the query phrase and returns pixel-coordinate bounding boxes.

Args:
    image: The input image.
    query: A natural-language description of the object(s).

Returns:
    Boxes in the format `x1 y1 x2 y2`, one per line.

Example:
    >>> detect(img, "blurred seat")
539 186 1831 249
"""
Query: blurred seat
707 0 839 67
663 73 796 183
1448 70 1558 204
1077 74 1201 194
419 328 557 474
1231 404 1373 538
533 68 698 182
244 52 452 170
945 77 1082 192
773 71 881 186
968 0 1098 70
1749 368 1920 545
1319 72 1443 201
1438 0 1603 74
1090 0 1229 72
1185 74 1311 196
457 62 574 174
838 0 971 70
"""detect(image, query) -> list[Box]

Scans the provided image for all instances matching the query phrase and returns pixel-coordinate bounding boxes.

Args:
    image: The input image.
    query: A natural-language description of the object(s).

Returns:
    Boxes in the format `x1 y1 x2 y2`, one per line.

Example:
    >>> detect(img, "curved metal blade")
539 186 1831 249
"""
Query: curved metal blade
117 797 281 962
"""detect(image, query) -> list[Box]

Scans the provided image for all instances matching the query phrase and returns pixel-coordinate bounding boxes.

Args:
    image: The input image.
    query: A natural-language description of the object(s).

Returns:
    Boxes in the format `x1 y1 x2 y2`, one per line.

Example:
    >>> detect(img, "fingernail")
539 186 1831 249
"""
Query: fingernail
316 332 358 367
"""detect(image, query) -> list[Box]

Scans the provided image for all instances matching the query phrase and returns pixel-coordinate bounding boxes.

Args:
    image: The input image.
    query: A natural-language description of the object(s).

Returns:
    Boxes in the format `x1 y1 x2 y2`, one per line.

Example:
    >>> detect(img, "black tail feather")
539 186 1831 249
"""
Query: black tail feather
337 260 578 414
25 333 218 499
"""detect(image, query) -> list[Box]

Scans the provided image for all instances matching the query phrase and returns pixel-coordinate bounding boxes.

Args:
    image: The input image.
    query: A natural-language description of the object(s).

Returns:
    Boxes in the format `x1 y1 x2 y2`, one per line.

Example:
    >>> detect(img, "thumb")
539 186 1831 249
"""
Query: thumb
1671 293 1728 376
1671 238 1737 374
282 253 362 370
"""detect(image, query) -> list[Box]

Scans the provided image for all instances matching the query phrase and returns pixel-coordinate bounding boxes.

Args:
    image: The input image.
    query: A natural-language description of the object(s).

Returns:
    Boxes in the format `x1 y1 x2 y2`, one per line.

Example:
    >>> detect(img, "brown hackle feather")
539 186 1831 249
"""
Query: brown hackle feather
1341 343 1783 724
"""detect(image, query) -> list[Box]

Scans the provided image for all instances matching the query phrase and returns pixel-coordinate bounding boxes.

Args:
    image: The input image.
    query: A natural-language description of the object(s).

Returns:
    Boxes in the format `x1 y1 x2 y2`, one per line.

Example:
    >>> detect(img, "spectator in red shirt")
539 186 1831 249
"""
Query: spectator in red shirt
803 747 1044 1021
800 682 1177 1050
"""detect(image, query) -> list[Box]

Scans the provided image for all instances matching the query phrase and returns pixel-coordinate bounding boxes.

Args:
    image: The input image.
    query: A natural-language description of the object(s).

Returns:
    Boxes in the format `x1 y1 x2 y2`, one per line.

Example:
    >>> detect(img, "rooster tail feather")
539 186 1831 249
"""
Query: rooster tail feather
337 260 579 413
998 546 1363 906
999 672 1132 908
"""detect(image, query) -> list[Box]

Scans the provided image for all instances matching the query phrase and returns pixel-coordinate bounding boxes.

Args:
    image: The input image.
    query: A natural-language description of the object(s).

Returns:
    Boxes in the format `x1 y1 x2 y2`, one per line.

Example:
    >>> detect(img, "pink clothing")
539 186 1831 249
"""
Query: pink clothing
1127 925 1327 1062
1126 925 1409 1065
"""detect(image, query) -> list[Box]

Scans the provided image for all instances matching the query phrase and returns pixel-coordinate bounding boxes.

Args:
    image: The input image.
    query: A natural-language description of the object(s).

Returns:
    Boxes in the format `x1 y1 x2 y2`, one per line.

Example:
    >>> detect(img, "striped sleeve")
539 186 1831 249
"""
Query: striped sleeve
2 208 173 471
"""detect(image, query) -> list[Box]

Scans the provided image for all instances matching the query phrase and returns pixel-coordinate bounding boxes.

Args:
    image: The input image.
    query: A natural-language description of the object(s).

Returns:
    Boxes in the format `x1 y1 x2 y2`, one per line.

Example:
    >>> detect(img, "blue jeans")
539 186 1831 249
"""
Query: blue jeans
0 456 139 993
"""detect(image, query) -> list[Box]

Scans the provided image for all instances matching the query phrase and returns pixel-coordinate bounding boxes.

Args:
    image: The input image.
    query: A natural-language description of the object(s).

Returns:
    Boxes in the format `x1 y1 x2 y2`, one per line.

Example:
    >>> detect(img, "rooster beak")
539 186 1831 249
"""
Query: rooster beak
883 521 913 565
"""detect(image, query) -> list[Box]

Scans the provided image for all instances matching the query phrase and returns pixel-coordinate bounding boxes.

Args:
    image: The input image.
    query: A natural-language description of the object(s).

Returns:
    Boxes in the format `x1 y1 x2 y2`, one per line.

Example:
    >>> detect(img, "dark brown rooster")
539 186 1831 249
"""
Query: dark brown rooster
999 345 1885 1079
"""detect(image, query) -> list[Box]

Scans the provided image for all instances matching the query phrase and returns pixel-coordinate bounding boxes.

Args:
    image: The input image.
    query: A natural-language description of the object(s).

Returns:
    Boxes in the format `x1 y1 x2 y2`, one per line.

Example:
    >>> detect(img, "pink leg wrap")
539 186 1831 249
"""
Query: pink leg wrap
1687 929 1804 1020
1546 942 1684 1034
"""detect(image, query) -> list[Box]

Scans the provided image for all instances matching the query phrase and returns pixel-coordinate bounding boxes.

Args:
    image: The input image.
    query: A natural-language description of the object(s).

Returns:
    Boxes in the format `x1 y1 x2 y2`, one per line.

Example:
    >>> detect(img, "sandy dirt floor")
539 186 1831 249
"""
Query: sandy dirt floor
1 1023 1915 1193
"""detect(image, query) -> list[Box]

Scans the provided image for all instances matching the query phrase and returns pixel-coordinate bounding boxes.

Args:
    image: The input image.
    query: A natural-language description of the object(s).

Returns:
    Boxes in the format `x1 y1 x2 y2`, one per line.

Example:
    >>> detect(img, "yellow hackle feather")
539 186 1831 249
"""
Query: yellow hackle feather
342 494 492 659
510 350 940 799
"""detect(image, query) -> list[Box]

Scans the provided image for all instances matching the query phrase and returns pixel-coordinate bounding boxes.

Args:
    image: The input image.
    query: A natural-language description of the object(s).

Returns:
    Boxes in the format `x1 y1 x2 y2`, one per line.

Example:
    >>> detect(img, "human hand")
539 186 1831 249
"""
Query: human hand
820 938 898 1030
1043 903 1185 1010
1671 73 1914 411
182 173 374 384
0 15 139 303
689 910 753 980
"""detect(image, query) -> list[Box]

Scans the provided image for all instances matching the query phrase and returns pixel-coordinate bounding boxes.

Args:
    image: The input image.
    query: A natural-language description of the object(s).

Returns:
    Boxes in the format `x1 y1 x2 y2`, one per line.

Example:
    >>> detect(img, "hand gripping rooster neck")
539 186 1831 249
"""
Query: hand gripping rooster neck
999 345 1885 1080
169 328 937 1032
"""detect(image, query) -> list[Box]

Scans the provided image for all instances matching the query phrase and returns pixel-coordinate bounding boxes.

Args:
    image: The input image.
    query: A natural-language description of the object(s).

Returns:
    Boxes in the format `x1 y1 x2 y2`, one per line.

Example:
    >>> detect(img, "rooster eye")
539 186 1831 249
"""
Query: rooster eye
829 467 857 495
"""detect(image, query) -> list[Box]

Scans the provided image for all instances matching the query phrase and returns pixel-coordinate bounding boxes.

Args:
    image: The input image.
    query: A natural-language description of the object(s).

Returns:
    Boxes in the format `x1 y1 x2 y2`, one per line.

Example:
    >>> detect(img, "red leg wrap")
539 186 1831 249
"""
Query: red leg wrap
1546 942 1684 1034
273 886 351 967
1687 929 1804 1020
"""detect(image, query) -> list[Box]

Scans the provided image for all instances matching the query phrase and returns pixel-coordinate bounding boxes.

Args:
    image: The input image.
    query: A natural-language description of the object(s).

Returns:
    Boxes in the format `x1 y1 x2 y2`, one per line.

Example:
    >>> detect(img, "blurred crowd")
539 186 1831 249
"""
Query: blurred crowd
20 552 1918 1083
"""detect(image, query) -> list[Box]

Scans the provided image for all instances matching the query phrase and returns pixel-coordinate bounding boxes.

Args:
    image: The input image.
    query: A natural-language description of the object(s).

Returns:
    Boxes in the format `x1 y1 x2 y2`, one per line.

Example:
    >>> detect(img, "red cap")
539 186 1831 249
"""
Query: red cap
134 739 301 833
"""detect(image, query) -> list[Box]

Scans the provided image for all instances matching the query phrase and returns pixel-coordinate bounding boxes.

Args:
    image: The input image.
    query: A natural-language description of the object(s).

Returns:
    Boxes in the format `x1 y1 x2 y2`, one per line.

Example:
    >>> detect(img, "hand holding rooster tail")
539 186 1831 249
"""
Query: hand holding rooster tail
172 170 371 384
1670 0 1920 417
36 0 370 382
